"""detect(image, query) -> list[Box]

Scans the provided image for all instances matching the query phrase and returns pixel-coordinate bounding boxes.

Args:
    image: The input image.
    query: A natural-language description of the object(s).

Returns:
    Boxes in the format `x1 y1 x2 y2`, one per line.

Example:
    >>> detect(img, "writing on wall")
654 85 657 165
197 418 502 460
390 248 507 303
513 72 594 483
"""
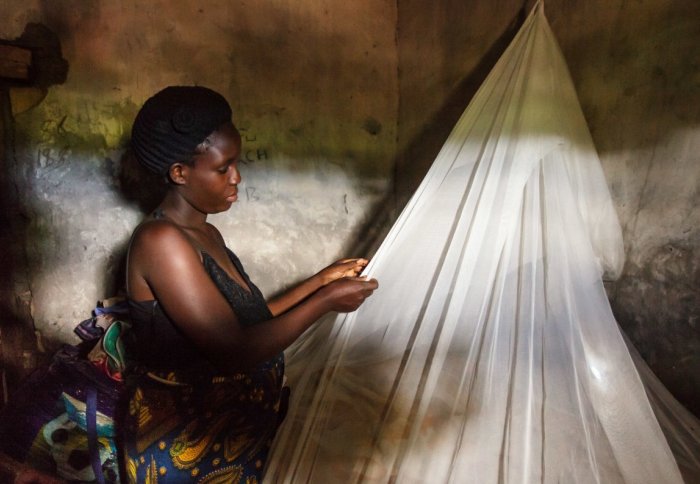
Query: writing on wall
238 126 268 203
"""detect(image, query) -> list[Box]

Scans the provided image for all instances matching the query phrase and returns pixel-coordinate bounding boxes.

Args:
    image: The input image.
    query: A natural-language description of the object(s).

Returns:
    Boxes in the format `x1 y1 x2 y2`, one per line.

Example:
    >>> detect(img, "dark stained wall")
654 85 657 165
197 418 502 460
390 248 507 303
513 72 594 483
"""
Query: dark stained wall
0 0 398 348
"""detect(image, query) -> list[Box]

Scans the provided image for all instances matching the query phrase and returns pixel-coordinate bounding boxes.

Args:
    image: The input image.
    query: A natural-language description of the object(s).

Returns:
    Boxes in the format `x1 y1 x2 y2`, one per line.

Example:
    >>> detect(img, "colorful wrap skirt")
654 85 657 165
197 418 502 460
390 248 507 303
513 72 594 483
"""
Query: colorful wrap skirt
123 353 286 483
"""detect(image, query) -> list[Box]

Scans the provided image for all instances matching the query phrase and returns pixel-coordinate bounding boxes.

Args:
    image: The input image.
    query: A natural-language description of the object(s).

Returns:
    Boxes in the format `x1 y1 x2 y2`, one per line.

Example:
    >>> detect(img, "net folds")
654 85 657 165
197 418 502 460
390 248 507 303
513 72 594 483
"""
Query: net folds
267 3 700 483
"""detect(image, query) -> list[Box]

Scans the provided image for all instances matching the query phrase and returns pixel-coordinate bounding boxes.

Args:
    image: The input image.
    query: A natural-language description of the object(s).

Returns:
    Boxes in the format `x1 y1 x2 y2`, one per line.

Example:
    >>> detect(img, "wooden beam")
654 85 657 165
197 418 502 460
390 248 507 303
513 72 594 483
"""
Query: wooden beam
0 45 31 81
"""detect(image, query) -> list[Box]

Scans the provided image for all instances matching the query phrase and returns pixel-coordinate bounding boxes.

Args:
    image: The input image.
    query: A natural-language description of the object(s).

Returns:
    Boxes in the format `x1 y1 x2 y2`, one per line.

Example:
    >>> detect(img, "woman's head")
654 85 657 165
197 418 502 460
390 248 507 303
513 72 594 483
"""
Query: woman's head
131 86 233 177
170 121 243 214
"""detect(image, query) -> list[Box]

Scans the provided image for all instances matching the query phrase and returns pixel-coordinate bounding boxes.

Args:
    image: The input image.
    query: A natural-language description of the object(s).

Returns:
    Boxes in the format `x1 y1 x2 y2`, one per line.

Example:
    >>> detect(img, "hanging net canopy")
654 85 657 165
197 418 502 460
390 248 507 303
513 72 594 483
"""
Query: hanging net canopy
266 3 700 482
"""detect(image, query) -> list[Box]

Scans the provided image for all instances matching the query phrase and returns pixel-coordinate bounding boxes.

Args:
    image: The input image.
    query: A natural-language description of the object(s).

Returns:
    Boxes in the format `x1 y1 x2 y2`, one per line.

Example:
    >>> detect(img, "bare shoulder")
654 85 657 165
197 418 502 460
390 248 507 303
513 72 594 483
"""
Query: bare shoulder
131 219 185 250
127 219 209 302
129 219 200 267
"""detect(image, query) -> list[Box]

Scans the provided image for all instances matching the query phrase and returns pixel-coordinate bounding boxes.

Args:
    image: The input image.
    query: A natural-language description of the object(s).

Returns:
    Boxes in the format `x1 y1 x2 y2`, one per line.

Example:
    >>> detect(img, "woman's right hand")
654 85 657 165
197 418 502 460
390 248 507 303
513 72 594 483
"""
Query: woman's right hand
319 276 379 313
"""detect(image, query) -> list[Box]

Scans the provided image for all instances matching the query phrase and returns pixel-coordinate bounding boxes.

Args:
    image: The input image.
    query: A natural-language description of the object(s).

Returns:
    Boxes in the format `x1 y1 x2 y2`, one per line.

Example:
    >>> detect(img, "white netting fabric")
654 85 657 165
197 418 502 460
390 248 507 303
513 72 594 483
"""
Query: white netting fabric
266 3 700 482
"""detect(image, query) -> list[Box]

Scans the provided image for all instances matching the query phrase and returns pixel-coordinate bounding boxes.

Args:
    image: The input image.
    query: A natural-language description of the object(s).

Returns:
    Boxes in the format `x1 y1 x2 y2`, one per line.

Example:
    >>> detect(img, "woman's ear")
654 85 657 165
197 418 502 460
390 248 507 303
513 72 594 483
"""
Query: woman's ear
168 163 188 185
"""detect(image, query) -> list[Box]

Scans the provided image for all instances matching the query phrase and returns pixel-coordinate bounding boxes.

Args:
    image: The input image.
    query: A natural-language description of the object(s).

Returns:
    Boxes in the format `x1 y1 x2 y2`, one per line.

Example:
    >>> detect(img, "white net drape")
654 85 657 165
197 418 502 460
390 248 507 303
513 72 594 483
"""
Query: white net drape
266 3 700 482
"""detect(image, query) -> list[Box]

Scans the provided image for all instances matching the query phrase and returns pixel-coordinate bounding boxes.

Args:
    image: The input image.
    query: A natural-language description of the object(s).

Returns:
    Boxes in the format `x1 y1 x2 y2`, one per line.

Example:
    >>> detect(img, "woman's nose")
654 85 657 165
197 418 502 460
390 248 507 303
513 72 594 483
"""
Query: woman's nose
230 165 241 184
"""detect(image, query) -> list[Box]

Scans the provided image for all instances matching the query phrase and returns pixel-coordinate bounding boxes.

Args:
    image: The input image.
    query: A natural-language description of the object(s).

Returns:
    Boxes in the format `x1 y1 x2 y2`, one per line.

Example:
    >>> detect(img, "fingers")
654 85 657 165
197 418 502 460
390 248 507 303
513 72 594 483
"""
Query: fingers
363 280 378 297
334 258 369 279
325 276 378 312
346 276 378 288
345 277 379 305
319 258 369 286
336 257 369 268
337 257 368 263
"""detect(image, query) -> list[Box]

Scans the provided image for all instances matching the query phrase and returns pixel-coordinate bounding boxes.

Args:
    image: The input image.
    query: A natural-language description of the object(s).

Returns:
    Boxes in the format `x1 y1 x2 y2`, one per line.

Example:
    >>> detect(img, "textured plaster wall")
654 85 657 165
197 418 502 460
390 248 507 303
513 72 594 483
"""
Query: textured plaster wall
1 0 698 416
397 0 700 414
0 0 398 346
549 0 700 416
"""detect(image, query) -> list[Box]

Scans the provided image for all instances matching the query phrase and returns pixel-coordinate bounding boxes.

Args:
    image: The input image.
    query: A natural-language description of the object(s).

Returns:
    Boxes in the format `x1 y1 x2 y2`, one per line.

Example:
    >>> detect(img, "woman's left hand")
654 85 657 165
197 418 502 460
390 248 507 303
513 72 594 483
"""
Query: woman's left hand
317 258 368 286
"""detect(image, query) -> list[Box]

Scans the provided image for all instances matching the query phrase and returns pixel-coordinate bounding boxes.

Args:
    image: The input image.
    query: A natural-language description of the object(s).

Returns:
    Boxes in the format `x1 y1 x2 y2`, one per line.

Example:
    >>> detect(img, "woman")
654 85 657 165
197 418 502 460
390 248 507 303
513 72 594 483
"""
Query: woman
123 86 378 483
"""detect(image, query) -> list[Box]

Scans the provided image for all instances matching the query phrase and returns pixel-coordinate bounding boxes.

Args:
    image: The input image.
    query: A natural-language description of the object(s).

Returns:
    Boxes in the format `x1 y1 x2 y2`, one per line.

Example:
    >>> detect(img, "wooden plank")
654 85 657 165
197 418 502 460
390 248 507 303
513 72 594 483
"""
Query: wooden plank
0 45 31 81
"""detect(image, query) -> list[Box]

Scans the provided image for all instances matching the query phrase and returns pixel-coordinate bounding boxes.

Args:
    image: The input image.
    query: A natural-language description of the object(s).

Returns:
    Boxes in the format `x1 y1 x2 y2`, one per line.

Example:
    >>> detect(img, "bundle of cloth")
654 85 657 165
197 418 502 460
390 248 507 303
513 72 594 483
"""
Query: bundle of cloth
0 299 129 483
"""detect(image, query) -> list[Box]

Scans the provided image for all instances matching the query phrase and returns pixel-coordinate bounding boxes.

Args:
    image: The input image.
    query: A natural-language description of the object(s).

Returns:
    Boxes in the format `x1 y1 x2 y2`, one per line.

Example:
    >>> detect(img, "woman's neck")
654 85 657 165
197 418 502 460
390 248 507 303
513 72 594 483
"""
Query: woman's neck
156 191 208 229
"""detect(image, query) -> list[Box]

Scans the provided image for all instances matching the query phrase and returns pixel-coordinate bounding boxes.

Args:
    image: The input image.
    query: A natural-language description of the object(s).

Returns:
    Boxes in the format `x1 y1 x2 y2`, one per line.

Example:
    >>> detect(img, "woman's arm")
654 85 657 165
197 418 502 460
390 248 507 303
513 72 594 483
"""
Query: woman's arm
267 258 368 316
128 222 377 372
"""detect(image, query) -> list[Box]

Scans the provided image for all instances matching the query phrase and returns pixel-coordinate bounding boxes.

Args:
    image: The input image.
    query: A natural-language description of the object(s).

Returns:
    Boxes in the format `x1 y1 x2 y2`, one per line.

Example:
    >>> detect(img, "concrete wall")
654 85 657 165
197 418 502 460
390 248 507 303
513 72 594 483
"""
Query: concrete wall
396 0 700 414
0 0 397 350
1 0 698 415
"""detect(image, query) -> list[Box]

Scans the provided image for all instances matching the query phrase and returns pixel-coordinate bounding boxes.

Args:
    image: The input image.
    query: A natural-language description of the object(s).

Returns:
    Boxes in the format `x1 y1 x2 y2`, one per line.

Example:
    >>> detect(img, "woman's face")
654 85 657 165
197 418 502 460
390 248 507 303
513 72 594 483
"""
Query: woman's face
179 122 243 214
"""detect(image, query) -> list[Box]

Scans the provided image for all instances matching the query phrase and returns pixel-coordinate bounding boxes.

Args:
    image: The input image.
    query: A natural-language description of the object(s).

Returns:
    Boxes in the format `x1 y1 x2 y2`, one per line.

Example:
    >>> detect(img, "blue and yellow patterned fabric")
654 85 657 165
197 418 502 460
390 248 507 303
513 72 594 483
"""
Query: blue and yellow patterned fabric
123 249 287 483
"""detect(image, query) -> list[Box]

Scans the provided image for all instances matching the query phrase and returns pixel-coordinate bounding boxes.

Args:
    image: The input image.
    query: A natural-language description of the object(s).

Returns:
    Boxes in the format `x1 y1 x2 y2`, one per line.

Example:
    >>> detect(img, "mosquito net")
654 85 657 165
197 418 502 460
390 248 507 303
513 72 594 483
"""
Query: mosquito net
266 3 700 482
